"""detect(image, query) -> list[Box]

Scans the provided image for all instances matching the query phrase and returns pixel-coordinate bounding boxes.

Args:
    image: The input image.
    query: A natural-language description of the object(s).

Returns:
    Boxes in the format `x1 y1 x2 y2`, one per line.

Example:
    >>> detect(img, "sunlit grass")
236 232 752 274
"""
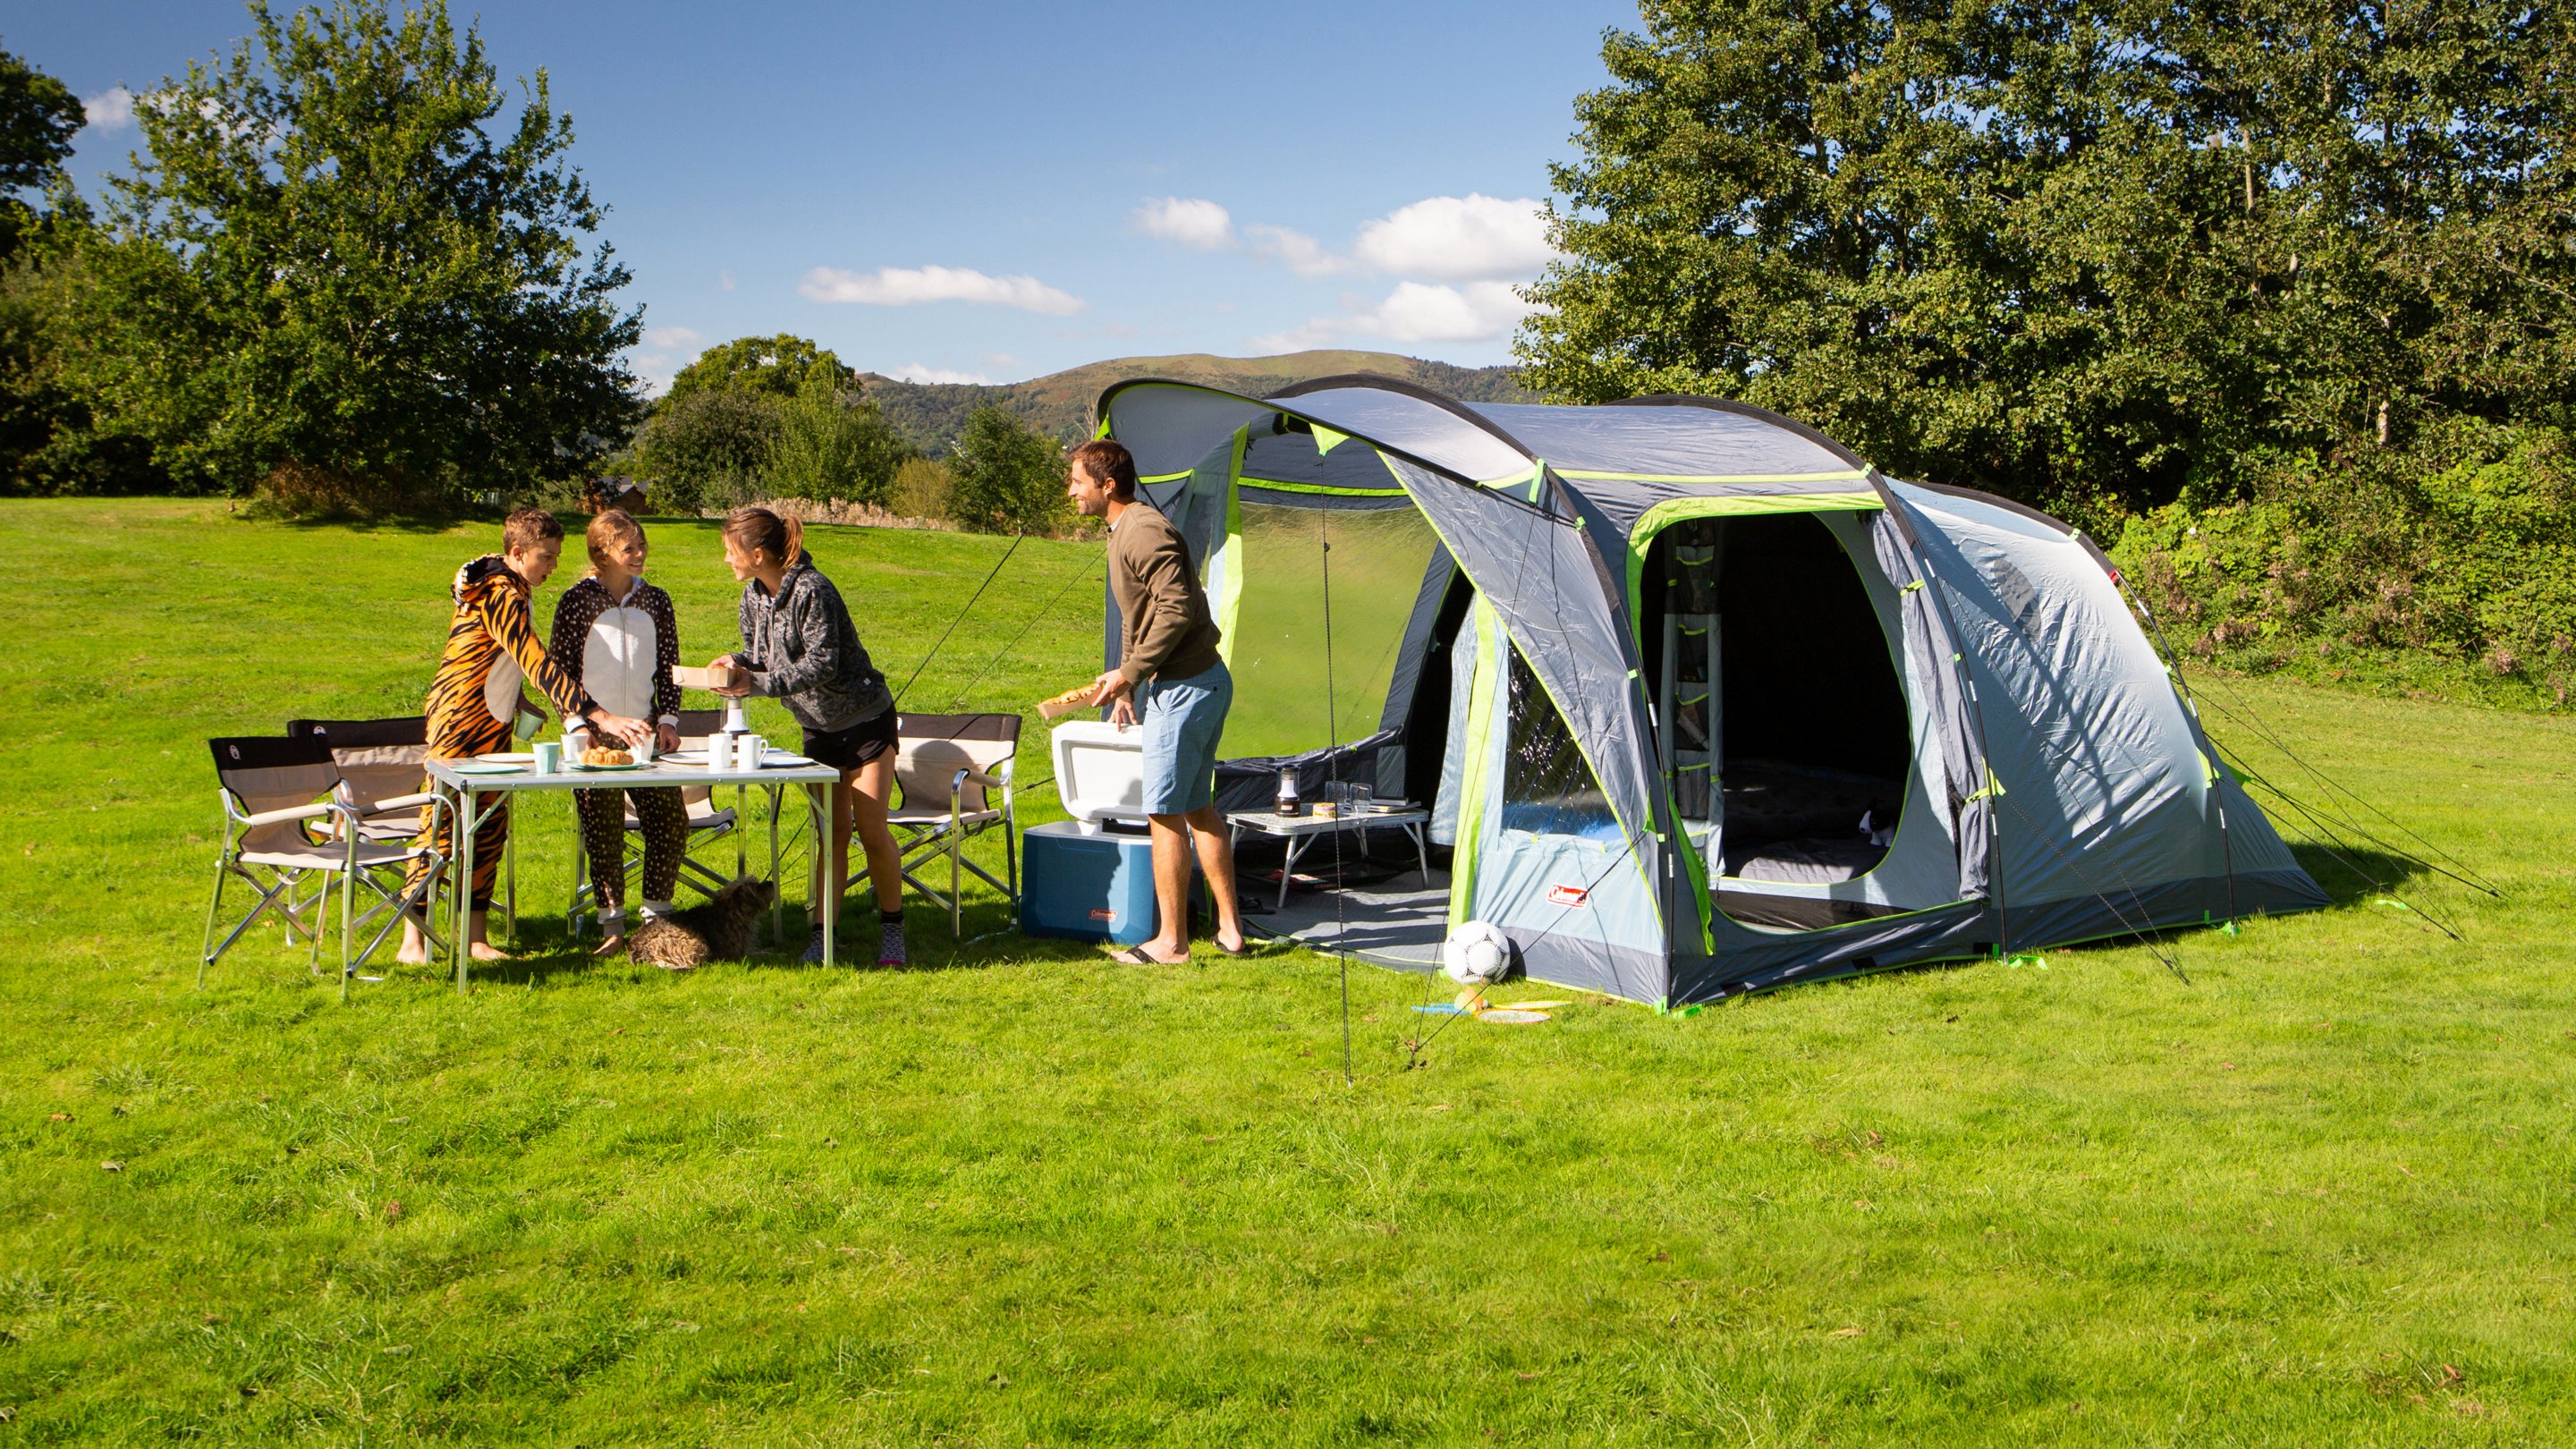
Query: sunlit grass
1 498 2569 1443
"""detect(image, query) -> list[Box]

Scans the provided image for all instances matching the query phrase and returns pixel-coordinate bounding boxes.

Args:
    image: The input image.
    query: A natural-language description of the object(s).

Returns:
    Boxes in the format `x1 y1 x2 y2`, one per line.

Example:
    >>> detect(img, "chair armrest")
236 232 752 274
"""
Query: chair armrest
369 792 442 812
961 770 1008 791
238 800 336 829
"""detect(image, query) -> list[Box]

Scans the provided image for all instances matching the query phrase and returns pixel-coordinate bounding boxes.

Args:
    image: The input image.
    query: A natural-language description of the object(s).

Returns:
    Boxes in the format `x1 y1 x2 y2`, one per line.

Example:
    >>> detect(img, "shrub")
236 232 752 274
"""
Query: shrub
890 457 955 523
2108 426 2576 705
948 406 1067 536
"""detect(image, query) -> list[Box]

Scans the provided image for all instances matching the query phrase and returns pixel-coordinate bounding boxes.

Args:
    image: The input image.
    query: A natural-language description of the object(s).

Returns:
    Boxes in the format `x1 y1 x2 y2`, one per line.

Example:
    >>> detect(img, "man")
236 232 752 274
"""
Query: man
1067 438 1250 962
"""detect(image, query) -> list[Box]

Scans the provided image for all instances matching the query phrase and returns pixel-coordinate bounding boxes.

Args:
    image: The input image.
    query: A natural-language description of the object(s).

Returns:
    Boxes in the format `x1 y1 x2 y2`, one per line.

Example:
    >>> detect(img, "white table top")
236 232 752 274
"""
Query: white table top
1231 806 1428 835
424 756 842 791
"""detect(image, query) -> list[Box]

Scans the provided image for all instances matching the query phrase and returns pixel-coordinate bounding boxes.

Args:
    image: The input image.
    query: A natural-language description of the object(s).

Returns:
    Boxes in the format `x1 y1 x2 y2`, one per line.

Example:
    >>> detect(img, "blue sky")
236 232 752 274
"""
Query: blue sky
13 1 1636 391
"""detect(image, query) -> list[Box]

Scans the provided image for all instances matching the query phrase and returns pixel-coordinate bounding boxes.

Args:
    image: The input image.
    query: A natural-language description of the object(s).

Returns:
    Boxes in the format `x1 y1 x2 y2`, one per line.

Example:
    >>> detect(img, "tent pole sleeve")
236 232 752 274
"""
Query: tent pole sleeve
1446 599 1503 930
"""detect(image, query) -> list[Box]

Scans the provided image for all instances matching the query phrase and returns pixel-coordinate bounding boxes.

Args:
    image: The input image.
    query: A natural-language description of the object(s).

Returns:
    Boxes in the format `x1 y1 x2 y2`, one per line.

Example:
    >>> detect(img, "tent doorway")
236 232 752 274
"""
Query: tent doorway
1637 511 1916 927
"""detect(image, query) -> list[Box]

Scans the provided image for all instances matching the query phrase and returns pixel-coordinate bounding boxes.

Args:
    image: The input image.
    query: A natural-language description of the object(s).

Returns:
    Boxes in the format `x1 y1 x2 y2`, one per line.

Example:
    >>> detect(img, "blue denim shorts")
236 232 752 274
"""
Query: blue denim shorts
1138 660 1232 815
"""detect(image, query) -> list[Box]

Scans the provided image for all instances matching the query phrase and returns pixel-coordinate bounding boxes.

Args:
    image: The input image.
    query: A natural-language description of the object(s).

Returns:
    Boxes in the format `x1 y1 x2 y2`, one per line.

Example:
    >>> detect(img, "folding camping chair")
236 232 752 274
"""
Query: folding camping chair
287 716 429 843
881 713 1021 936
566 708 746 937
201 735 450 997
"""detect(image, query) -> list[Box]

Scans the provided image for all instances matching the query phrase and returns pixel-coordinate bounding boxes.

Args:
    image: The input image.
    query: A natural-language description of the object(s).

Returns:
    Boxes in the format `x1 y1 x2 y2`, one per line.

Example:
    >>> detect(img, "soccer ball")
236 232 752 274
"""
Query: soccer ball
1444 920 1513 986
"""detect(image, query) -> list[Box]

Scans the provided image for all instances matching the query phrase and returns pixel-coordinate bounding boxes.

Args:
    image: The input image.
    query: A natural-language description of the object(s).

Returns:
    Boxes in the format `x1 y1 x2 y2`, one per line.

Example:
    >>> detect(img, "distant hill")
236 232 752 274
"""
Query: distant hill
854 351 1537 456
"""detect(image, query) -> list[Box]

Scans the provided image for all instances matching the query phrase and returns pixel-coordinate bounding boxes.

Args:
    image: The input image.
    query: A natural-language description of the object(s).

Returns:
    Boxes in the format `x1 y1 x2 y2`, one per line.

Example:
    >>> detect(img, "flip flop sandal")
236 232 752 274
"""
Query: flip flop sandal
1113 945 1177 964
1213 936 1254 957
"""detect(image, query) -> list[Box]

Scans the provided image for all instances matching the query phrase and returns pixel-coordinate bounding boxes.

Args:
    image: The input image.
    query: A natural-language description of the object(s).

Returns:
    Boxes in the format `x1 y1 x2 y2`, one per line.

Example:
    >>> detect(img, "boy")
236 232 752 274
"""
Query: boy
398 508 652 964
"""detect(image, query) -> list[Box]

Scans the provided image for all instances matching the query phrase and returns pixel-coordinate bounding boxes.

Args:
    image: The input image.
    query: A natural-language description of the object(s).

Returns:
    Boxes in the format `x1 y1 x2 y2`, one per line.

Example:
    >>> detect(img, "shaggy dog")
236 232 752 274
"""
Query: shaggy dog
627 877 777 970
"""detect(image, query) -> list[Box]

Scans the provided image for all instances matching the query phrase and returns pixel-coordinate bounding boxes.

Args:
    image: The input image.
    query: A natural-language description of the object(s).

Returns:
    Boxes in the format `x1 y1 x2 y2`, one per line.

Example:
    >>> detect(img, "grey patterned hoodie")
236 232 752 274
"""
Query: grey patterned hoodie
738 555 891 733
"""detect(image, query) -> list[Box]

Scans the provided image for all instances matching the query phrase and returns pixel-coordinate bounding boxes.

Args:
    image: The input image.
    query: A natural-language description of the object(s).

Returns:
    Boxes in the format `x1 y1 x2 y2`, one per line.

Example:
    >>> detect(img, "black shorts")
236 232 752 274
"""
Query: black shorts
804 708 898 773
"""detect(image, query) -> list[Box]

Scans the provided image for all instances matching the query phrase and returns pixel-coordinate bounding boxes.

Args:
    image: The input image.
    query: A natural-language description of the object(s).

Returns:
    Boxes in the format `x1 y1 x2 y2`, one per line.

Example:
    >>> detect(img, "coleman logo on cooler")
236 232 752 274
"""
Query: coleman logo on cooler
1547 885 1590 908
1089 908 1115 920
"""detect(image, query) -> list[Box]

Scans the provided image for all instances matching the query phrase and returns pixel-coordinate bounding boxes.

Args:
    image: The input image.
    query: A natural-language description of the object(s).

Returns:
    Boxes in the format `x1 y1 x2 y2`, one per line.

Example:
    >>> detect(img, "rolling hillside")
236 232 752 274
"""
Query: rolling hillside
855 351 1536 455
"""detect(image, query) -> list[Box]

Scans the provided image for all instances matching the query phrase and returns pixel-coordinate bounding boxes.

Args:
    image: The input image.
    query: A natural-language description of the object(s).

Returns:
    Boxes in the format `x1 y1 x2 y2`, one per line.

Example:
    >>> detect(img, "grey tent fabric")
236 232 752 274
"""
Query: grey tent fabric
1097 375 2328 1007
1379 454 1671 931
1471 401 1862 482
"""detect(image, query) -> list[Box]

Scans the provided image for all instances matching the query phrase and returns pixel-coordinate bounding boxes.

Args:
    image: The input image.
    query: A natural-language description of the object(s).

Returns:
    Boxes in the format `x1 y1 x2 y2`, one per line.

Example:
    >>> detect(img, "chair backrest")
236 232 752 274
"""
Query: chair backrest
673 708 728 741
893 713 1021 813
210 735 340 855
288 716 430 814
665 709 732 808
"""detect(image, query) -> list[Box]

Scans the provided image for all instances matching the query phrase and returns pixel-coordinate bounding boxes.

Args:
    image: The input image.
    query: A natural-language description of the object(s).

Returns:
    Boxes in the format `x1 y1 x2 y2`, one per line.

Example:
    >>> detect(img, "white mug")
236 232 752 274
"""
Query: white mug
740 733 764 767
708 733 733 772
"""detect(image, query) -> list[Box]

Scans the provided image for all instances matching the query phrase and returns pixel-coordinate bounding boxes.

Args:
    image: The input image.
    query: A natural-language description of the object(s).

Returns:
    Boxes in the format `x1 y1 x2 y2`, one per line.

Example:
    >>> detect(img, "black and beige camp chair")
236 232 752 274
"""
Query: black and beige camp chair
882 712 1021 936
567 708 746 937
202 734 450 998
287 716 430 843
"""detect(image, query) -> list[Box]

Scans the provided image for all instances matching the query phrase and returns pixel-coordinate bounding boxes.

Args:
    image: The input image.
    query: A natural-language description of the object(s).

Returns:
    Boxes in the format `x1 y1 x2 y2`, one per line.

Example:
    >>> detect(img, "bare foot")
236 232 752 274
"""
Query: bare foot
592 933 628 959
468 941 515 962
395 944 430 966
1121 938 1191 964
1215 927 1248 954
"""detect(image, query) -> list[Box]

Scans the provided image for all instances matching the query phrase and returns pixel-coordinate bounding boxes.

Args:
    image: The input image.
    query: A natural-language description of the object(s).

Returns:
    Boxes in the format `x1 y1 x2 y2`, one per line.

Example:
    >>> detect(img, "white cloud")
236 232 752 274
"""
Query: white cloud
1352 194 1555 282
643 326 706 351
631 353 678 398
1243 224 1350 279
1254 280 1544 351
890 362 995 386
718 270 738 291
800 264 1085 316
1133 197 1233 250
80 86 134 131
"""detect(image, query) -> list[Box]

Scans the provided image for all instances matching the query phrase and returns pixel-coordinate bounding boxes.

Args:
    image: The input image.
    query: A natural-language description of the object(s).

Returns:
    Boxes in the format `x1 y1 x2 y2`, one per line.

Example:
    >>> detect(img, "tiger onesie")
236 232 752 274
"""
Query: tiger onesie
406 555 599 911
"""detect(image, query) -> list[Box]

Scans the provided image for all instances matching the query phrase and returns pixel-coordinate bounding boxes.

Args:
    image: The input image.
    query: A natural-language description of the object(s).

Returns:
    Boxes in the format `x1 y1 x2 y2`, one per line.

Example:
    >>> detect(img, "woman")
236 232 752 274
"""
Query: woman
709 507 908 966
551 510 690 961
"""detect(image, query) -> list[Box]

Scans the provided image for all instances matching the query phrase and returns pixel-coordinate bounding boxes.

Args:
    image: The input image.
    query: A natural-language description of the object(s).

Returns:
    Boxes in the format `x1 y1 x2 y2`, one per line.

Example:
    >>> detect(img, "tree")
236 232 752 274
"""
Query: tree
948 405 1066 534
1517 0 2576 521
627 387 782 513
0 42 84 262
767 363 908 505
666 334 855 406
59 0 641 506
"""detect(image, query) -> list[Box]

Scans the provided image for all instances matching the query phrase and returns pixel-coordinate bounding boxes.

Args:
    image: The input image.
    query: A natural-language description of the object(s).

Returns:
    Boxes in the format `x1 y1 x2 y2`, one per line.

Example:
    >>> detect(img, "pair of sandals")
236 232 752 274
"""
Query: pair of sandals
1114 935 1253 964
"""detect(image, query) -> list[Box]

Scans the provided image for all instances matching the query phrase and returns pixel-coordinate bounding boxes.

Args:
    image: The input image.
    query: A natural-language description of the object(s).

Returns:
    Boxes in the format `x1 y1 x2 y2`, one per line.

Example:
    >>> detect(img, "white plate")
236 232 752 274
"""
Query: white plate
477 751 535 765
758 754 818 767
452 761 523 775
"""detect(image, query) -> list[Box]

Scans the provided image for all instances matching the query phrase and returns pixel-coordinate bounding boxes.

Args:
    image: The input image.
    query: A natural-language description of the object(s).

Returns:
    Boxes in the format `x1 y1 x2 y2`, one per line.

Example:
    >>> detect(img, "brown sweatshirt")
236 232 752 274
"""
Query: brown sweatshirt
1107 502 1223 685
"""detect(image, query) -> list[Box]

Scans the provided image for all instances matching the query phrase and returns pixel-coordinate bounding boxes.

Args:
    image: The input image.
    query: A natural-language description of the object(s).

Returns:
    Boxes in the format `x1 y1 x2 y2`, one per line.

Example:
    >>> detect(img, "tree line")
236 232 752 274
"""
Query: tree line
0 2 1072 535
1521 0 2576 525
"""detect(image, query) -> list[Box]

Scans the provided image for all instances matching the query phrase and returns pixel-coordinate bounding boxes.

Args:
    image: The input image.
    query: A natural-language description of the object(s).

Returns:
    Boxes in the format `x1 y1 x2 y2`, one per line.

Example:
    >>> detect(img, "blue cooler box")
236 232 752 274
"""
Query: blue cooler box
1021 820 1157 945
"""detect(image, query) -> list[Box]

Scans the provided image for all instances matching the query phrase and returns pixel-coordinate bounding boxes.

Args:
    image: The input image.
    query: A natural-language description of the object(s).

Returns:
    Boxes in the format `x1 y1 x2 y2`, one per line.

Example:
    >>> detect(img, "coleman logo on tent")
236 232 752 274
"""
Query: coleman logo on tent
1547 885 1590 908
1089 909 1115 921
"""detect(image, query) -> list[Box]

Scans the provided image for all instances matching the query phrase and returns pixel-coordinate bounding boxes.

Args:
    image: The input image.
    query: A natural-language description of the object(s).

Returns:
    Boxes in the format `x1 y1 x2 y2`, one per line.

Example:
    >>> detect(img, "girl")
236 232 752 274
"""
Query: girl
709 507 908 966
551 510 690 961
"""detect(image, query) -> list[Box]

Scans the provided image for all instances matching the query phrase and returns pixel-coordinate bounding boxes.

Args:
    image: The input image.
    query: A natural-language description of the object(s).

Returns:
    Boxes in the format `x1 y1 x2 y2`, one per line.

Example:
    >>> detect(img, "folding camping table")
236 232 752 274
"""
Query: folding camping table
423 756 843 995
1227 807 1432 911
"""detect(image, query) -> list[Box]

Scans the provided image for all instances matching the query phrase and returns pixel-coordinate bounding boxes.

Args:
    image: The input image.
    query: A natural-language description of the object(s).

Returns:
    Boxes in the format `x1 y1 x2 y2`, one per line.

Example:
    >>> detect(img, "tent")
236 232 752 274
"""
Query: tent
1096 375 2327 1006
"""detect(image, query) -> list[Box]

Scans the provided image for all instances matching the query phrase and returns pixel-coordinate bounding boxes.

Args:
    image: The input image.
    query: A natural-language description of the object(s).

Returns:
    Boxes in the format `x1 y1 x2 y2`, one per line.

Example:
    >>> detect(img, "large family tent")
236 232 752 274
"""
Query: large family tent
1096 375 2327 1005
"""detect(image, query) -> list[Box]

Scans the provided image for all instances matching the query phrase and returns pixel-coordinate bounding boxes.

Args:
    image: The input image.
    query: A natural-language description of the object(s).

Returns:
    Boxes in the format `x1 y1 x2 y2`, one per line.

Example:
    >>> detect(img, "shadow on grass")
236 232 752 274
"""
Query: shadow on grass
2289 841 2443 907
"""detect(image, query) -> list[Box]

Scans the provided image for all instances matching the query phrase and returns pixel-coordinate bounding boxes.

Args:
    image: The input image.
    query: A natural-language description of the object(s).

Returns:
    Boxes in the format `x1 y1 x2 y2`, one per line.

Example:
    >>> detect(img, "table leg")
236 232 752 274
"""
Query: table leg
1411 821 1430 883
768 784 784 947
453 786 478 996
1277 833 1307 912
811 781 835 964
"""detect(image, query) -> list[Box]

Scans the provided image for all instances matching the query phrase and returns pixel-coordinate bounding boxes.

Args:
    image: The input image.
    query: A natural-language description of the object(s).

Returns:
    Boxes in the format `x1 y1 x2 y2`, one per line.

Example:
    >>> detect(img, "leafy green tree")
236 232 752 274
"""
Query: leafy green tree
627 387 782 513
0 42 84 262
767 363 908 505
666 334 855 406
948 405 1066 535
59 0 640 506
1518 0 2576 521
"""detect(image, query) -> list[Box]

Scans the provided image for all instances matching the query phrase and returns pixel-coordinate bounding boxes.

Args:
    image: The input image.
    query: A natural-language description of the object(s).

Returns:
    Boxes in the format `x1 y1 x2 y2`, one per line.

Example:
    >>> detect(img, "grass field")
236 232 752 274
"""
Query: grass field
3 498 2572 1445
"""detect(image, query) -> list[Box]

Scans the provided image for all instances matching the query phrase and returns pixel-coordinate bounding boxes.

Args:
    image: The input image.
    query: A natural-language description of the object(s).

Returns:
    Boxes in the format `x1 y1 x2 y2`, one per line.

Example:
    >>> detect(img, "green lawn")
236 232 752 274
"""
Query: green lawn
3 498 2571 1445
